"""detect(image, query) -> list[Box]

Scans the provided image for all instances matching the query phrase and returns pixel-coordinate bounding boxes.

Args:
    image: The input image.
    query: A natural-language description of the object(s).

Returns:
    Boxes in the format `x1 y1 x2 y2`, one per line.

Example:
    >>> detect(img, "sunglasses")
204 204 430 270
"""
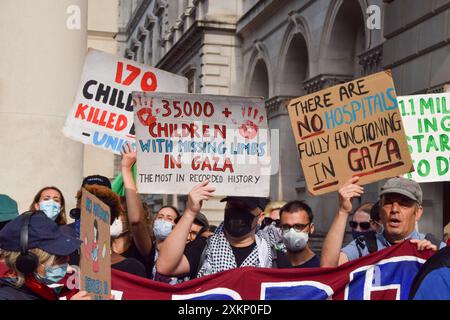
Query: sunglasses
262 217 281 228
349 221 371 230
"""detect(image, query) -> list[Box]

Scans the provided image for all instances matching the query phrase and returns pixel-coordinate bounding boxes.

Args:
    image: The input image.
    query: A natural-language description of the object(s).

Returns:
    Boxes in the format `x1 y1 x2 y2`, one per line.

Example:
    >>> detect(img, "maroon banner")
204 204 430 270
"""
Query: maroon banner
0 241 435 300
110 241 434 300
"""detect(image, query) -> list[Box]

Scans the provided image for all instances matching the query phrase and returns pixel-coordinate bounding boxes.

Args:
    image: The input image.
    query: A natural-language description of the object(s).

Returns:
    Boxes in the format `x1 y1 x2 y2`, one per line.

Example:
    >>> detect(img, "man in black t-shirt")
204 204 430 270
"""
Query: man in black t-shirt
155 181 273 279
275 201 320 269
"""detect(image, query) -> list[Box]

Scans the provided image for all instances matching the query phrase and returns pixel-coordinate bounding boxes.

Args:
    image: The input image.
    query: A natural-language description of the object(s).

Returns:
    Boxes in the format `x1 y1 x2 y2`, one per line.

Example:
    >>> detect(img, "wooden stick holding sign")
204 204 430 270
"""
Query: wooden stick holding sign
80 188 111 300
287 70 413 195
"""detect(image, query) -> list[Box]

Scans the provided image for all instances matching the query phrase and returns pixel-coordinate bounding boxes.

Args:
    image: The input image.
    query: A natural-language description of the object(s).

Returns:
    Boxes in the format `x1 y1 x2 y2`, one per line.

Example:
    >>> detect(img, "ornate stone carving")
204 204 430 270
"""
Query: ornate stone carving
303 74 353 94
265 95 293 119
358 44 383 76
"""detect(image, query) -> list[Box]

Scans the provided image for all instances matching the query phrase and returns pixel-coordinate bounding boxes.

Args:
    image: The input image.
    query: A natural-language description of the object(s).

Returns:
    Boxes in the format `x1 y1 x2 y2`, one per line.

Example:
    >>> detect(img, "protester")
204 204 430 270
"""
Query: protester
321 177 446 267
29 186 67 225
349 202 375 239
0 195 19 231
0 211 90 300
151 205 183 284
77 183 147 277
175 212 209 243
260 201 286 248
410 245 450 300
275 201 320 268
60 174 113 239
115 143 153 278
155 181 274 279
262 201 286 227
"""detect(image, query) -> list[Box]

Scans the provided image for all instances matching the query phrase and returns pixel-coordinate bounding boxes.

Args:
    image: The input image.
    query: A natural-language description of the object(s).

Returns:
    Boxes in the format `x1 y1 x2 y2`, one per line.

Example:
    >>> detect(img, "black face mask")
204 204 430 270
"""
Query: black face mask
224 207 256 238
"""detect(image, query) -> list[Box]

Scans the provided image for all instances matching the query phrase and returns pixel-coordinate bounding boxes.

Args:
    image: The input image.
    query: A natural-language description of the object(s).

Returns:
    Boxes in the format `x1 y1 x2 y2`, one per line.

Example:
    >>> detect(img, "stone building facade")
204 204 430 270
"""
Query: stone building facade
117 0 450 246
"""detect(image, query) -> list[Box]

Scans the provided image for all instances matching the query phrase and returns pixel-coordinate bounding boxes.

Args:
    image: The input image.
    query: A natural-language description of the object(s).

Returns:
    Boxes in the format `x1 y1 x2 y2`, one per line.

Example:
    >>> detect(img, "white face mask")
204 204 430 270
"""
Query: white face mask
153 219 173 241
282 228 309 252
39 200 61 221
110 218 125 238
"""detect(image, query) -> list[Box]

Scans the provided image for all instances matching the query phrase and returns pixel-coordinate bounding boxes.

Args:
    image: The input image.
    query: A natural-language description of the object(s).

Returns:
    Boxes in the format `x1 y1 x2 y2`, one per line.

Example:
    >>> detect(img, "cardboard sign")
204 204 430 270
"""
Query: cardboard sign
398 93 450 182
132 92 271 196
63 49 187 154
287 71 413 195
80 188 111 300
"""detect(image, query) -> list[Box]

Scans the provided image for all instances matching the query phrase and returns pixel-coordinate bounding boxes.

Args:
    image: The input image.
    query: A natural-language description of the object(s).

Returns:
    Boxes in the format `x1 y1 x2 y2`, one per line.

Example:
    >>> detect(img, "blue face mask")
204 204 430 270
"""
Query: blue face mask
153 219 173 241
35 263 68 285
39 200 61 221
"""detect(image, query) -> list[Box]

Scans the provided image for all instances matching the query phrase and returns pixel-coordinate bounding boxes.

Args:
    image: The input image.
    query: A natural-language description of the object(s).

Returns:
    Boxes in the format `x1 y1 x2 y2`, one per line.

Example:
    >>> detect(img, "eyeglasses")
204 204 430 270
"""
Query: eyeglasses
349 221 371 230
281 223 311 233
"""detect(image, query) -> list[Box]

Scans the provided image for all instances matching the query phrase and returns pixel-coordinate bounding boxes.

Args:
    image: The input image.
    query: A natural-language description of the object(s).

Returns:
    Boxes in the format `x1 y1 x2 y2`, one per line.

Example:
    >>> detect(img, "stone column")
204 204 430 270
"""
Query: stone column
0 0 88 213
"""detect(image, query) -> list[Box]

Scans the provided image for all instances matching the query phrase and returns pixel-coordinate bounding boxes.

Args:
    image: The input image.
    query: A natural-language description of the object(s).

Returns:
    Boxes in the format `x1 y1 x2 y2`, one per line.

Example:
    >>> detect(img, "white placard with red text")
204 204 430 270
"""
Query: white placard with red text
133 92 272 196
63 49 187 154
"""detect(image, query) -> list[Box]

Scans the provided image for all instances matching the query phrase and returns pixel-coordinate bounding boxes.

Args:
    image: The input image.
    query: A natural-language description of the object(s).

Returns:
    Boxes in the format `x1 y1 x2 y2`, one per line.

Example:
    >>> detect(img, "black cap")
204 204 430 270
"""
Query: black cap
0 211 82 256
82 175 111 189
220 196 270 211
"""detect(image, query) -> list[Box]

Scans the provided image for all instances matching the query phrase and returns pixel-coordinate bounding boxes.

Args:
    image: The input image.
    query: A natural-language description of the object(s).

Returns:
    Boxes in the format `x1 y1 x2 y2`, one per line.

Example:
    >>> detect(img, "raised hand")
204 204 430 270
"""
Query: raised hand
120 142 137 170
338 176 364 214
186 180 216 216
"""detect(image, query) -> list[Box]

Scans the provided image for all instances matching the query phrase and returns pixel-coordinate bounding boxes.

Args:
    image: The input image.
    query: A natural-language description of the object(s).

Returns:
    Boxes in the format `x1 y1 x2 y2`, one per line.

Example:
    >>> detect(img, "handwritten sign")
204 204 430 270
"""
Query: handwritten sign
80 188 111 300
132 92 271 196
398 93 450 182
63 49 187 154
287 71 413 195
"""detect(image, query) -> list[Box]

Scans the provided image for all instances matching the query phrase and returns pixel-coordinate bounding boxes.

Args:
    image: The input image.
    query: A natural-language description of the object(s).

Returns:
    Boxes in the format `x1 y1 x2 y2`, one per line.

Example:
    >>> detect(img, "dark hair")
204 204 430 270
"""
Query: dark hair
370 201 380 222
158 205 180 217
279 201 313 223
30 186 67 226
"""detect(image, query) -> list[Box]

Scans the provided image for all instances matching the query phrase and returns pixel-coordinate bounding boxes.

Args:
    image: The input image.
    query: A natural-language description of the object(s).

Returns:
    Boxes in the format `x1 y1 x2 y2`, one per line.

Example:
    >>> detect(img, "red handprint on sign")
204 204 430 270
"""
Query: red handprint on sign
231 106 264 140
135 97 161 127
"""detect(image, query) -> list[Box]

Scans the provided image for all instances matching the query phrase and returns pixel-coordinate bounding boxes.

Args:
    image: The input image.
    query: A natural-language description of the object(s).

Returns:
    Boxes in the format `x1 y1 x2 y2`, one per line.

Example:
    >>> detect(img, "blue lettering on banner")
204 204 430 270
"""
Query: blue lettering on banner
261 281 334 300
172 288 242 300
92 131 135 153
345 257 424 300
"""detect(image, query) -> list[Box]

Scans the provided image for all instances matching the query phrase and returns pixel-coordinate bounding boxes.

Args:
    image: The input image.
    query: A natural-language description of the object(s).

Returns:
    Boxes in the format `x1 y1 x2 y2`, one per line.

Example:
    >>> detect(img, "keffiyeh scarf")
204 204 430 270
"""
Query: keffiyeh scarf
197 223 273 278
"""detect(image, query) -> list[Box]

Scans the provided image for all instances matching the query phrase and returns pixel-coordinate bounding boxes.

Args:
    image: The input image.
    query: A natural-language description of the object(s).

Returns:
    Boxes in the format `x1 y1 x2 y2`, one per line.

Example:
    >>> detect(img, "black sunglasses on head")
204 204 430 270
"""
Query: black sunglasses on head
349 221 371 230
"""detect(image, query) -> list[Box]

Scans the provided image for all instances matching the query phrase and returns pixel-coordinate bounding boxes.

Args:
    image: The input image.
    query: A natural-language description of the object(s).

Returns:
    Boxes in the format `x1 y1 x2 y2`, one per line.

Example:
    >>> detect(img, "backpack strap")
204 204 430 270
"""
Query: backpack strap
365 234 378 254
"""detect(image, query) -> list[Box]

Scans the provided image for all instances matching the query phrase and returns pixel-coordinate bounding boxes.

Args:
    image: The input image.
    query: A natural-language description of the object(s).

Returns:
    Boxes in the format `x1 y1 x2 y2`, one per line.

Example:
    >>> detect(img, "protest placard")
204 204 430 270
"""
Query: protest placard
63 49 187 154
287 70 413 196
132 92 271 196
80 188 111 300
398 92 450 182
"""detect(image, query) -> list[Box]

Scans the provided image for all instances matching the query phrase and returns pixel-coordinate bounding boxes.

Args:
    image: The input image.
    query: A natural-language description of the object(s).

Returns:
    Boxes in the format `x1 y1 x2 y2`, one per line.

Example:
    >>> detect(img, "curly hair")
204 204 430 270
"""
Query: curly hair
76 185 123 224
